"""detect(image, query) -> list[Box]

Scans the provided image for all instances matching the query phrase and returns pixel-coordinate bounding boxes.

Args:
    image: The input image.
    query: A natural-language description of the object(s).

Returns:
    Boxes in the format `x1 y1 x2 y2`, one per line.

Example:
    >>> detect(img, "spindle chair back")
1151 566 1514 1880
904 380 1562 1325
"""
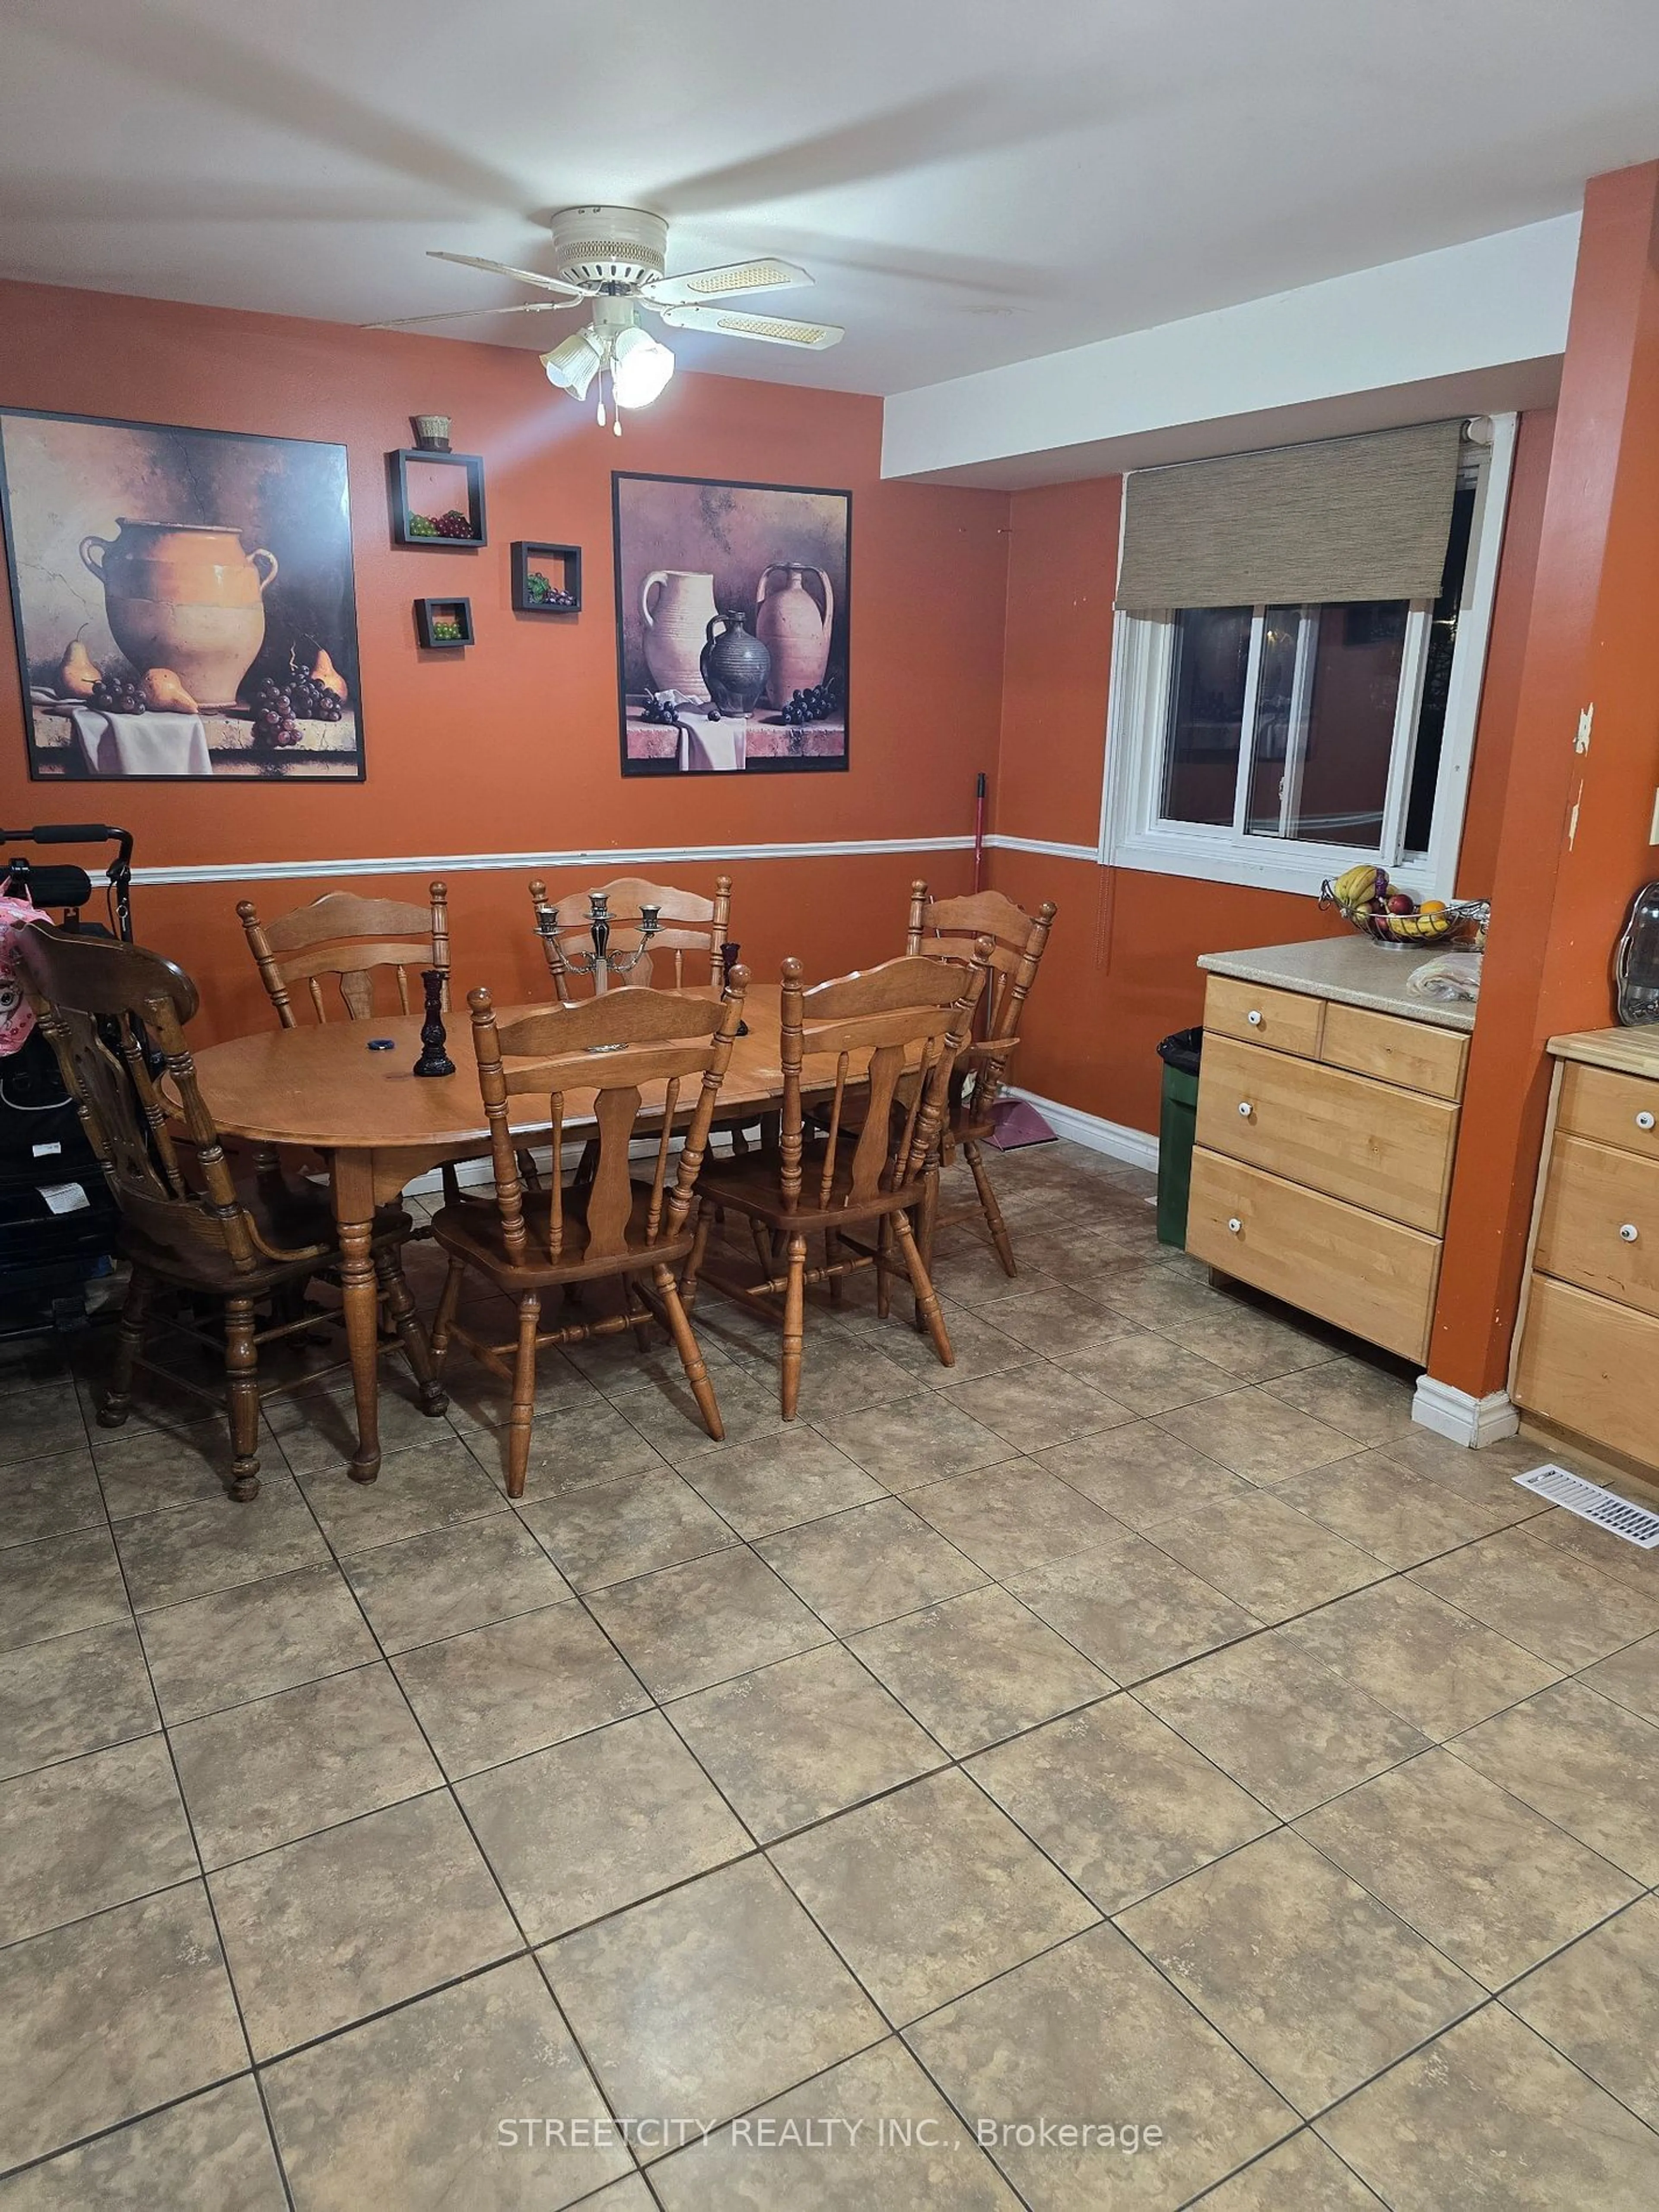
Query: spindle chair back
238 883 450 1025
18 923 438 1500
906 881 1056 1274
429 971 748 1495
688 944 990 1417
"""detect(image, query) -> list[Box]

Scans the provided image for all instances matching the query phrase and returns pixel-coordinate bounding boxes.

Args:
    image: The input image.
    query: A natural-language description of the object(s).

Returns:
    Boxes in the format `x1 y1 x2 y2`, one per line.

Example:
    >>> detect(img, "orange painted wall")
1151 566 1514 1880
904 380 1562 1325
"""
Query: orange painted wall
0 280 1008 1038
986 426 1556 1136
1434 161 1659 1396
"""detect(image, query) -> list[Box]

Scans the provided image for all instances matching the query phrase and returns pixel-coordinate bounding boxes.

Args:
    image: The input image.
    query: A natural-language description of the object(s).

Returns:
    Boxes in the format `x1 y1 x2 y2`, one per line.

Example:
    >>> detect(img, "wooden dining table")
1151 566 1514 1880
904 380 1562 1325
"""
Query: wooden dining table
191 985 795 1481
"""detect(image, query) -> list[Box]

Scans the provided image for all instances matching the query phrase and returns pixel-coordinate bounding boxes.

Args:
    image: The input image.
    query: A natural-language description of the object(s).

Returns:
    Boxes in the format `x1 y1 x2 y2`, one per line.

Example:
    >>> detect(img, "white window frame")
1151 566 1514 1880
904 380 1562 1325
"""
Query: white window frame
1097 413 1517 900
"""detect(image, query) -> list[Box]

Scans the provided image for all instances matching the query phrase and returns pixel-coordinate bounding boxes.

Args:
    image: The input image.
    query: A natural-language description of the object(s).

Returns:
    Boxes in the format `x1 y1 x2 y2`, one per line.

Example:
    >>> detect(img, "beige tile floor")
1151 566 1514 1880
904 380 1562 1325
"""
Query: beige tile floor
2 1140 1658 2208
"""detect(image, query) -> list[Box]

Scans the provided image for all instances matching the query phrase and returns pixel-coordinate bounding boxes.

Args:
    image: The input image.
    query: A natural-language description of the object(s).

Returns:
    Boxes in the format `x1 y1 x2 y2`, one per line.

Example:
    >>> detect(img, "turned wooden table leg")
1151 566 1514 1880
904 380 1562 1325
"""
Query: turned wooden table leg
333 1149 384 1483
375 1247 448 1416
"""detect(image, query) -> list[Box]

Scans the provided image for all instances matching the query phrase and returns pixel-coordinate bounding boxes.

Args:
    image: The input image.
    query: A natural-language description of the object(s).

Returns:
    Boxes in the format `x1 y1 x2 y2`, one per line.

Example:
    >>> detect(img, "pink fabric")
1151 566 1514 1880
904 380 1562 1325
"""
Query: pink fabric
0 885 51 1055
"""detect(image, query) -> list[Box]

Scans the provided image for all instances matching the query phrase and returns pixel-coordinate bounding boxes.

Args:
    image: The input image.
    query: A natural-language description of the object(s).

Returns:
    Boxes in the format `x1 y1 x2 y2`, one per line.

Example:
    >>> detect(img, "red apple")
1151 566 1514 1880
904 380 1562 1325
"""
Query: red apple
1386 892 1416 915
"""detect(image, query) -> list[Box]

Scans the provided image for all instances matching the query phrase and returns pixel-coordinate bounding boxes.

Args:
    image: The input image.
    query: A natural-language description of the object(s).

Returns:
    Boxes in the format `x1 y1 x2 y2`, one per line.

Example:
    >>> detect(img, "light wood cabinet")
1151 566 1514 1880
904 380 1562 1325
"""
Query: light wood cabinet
1513 1028 1659 1472
1514 1277 1659 1468
1187 973 1468 1365
1203 975 1327 1059
1319 1000 1468 1102
1190 1146 1443 1361
1556 1062 1659 1156
1196 1032 1459 1236
1535 1135 1659 1319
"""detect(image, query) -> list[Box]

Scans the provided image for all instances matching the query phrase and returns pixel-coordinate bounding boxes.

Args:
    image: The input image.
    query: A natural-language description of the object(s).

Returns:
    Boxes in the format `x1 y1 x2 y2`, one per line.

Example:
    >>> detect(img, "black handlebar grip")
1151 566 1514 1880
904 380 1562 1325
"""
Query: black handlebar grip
24 823 117 844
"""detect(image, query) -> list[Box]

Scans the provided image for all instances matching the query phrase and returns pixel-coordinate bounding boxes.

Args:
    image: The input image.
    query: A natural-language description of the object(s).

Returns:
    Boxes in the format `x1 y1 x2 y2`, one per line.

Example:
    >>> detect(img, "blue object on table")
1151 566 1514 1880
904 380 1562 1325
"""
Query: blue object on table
367 1037 395 1051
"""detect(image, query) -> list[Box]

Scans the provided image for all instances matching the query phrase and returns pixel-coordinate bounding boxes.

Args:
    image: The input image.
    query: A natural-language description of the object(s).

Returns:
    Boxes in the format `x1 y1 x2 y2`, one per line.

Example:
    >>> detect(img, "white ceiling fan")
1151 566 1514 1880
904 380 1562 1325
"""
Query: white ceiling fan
368 206 844 432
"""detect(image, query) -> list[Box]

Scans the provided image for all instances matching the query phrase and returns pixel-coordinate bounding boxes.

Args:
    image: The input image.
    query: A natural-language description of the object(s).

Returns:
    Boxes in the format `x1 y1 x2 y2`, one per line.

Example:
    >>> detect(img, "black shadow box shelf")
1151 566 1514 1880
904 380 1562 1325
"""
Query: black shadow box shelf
390 449 486 547
414 597 473 648
512 540 582 614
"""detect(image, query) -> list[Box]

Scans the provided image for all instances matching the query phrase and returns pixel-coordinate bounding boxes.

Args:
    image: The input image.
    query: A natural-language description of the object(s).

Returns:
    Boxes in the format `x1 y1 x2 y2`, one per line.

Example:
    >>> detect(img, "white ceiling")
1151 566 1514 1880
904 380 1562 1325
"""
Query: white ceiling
3 0 1658 397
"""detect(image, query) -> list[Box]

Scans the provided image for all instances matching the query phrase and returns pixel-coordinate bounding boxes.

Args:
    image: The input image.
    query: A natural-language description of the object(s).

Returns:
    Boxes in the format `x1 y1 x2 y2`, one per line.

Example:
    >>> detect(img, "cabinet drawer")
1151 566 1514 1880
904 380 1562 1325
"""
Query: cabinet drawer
1320 1001 1468 1102
1515 1275 1659 1470
1188 1146 1439 1363
1195 1031 1459 1235
1557 1062 1659 1160
1535 1133 1659 1319
1204 975 1324 1059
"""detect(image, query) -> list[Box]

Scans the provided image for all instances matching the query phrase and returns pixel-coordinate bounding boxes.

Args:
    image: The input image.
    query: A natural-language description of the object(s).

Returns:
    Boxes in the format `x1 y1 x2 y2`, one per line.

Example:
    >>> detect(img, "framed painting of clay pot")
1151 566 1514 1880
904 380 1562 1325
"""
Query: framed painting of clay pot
0 407 365 781
612 471 850 776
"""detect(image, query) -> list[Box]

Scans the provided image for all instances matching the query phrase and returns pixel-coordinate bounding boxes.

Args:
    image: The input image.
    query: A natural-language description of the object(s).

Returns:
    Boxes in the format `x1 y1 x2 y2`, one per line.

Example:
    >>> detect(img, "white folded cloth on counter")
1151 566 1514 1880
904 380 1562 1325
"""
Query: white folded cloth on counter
677 715 746 773
69 706 212 777
1407 950 1483 1002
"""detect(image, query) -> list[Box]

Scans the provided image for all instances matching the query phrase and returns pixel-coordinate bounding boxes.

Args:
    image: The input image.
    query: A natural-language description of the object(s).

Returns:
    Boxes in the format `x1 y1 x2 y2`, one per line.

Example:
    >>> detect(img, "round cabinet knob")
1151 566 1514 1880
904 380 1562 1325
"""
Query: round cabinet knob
1238 1100 1254 1119
1227 1217 1243 1235
1246 1009 1264 1027
1639 1111 1656 1132
1619 1223 1640 1243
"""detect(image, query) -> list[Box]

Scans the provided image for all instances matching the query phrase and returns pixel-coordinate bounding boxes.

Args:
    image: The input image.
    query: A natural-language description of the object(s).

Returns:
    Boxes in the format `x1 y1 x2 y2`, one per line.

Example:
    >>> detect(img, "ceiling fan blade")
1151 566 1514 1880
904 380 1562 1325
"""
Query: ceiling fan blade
652 303 843 350
363 300 571 329
427 250 587 300
641 258 812 308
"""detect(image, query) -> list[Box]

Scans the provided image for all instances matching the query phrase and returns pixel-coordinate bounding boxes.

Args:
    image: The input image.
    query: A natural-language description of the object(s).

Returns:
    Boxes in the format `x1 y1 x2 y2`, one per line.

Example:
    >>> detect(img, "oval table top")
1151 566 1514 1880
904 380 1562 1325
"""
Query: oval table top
193 985 786 1155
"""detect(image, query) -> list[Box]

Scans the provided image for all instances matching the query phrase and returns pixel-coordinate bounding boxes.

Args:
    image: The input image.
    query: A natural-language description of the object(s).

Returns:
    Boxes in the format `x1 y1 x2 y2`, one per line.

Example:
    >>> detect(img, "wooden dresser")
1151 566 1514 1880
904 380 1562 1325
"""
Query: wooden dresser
1512 1027 1659 1471
1186 941 1473 1364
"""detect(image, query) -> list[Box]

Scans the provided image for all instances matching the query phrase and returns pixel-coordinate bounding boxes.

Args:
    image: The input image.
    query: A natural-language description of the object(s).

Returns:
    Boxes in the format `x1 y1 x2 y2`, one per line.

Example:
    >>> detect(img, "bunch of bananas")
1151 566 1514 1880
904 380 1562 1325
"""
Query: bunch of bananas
1376 904 1456 942
1328 864 1386 920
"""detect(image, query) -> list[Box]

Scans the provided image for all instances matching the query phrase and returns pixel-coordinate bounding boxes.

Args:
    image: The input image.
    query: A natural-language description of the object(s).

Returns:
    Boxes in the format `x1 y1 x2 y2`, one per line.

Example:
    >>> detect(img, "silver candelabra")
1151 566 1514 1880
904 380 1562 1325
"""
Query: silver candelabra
534 890 662 985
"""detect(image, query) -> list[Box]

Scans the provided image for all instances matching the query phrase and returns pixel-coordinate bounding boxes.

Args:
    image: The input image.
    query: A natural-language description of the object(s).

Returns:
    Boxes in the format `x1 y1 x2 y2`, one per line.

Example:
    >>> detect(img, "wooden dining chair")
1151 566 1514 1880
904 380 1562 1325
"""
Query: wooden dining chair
527 874 732 999
428 969 749 1497
18 923 443 1503
686 945 991 1418
238 883 450 1024
906 881 1057 1274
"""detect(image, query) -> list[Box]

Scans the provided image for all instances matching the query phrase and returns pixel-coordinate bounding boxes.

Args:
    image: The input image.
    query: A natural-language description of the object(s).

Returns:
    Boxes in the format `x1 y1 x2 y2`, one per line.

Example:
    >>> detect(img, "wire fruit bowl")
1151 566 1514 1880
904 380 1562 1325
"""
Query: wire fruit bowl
1319 880 1488 950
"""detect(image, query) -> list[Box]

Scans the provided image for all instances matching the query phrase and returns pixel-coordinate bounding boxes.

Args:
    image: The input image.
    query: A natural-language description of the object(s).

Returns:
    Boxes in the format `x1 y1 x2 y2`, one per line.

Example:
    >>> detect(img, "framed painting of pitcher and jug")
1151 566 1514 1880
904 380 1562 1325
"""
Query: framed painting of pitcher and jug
0 407 365 781
612 471 849 776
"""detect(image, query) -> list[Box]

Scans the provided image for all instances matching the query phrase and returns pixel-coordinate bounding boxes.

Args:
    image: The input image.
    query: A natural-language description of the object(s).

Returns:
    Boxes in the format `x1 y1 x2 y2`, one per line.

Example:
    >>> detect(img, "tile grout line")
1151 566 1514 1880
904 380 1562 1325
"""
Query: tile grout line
237 1418 660 2200
77 1424 298 2212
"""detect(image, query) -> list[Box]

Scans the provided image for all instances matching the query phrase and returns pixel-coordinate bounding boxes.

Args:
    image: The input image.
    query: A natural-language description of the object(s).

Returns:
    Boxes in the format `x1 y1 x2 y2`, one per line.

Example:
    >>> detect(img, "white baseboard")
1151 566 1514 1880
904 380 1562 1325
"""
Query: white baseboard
1412 1376 1522 1449
408 1098 1160 1199
1006 1088 1159 1174
403 1156 494 1200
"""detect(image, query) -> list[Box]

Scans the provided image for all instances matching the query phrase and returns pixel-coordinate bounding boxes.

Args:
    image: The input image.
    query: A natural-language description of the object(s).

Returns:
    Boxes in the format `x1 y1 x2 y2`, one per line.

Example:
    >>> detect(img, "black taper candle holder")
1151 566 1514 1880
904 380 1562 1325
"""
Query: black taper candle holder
412 969 455 1077
720 941 750 1036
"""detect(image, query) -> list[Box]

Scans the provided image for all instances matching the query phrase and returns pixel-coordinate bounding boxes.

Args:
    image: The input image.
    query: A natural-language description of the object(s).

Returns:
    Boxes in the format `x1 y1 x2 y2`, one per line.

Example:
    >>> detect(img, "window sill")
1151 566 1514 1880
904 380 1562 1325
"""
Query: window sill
1104 829 1446 901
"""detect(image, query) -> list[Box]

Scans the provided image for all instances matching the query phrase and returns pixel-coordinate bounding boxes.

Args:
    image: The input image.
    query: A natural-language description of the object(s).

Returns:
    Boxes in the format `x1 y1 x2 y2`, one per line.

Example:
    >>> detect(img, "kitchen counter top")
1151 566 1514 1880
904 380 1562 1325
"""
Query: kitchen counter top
1546 1025 1659 1075
1198 936 1477 1034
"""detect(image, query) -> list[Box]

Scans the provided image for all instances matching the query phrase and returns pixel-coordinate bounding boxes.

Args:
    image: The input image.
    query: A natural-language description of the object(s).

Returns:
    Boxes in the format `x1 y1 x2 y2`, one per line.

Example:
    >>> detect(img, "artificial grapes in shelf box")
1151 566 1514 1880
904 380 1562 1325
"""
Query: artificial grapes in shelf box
408 508 475 540
524 569 577 610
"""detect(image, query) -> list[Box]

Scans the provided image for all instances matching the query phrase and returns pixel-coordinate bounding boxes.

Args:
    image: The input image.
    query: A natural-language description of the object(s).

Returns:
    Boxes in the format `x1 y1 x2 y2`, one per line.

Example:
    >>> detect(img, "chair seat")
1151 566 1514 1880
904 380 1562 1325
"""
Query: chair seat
432 1181 694 1287
698 1144 928 1233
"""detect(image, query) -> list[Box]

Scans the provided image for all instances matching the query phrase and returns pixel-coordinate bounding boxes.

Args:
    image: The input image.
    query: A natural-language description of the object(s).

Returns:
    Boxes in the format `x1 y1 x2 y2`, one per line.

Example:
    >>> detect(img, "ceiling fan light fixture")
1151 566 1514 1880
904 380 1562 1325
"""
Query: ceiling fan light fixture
610 325 675 409
540 327 605 400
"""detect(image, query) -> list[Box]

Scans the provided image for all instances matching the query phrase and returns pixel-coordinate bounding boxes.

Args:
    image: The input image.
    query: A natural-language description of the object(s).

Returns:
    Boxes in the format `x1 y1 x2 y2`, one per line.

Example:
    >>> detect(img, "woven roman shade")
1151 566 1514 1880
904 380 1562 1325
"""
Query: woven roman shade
1116 420 1463 613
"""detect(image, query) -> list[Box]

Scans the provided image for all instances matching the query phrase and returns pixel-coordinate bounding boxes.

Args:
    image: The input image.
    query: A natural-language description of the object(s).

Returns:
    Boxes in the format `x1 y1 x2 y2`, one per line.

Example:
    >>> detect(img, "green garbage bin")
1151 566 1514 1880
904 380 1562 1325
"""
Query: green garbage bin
1155 1027 1203 1249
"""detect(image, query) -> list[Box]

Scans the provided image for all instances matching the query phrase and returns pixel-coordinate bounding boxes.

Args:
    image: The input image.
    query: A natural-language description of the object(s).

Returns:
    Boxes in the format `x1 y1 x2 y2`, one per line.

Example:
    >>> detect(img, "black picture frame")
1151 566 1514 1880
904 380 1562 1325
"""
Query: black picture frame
414 597 473 649
388 449 486 548
612 470 851 778
511 540 582 615
0 404 366 783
